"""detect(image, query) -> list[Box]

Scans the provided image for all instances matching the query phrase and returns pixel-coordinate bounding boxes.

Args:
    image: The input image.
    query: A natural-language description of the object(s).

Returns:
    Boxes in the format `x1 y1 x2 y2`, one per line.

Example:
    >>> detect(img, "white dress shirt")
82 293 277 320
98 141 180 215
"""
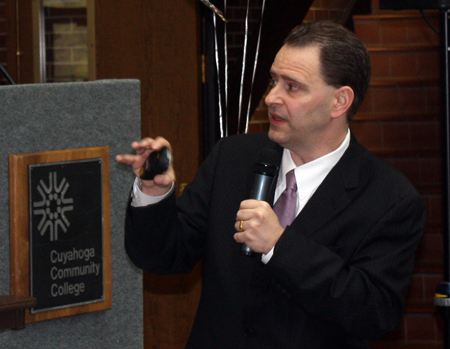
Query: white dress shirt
131 129 351 263
261 129 350 263
131 178 175 207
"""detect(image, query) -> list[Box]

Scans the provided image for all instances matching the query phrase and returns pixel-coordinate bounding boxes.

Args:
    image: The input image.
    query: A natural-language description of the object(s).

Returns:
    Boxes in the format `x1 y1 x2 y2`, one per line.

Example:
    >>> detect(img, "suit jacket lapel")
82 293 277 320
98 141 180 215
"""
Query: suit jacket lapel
289 133 363 237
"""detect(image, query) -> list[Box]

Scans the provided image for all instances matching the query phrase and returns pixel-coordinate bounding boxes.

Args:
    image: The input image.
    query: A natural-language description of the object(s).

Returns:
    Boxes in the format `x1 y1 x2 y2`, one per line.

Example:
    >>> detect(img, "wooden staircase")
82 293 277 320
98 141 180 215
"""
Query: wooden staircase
353 3 443 348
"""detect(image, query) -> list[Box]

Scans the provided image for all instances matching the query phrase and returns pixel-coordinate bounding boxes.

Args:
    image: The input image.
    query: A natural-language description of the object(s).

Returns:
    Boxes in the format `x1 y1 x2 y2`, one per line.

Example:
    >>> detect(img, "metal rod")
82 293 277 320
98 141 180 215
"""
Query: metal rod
0 63 15 85
200 0 227 22
440 8 450 348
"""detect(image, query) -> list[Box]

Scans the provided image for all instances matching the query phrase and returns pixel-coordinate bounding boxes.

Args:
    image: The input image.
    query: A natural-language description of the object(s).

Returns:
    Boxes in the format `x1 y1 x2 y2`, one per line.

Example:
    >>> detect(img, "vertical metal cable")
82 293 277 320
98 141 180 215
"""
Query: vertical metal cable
212 14 225 138
223 0 228 137
237 0 250 133
244 0 266 133
440 9 450 349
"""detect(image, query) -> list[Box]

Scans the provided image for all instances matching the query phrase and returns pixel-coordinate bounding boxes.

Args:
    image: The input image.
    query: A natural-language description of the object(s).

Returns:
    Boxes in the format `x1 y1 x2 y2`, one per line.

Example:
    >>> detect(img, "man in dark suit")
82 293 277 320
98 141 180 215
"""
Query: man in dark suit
116 22 425 348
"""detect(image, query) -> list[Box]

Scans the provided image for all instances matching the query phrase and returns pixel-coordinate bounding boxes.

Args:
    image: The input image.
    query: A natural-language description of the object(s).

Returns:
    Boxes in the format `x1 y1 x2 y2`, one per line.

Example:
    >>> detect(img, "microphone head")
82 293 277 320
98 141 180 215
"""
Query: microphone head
254 148 279 177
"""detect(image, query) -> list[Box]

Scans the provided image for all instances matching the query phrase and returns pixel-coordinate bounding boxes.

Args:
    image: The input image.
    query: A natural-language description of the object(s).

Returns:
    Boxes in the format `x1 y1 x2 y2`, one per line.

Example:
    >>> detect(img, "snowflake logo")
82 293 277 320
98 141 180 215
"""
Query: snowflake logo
33 171 74 241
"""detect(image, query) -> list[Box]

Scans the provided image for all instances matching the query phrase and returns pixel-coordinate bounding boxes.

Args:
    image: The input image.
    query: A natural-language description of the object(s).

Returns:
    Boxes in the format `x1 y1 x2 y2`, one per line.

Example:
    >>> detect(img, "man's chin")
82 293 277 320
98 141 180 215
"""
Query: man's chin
268 128 286 146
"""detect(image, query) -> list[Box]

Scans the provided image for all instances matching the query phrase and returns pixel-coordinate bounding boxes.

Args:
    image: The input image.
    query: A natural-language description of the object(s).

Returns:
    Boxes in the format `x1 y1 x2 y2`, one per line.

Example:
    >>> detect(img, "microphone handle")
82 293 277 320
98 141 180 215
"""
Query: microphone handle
241 243 254 256
240 173 275 256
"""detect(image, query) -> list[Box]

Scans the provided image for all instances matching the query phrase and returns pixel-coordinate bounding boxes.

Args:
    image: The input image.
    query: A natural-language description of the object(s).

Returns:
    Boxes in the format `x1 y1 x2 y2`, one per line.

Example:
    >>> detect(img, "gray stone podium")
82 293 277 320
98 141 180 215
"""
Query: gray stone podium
0 80 143 348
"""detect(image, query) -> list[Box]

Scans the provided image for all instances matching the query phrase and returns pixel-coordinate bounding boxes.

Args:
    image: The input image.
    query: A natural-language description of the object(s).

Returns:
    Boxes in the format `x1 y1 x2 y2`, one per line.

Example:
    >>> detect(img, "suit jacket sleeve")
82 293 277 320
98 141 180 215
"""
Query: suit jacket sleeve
124 135 223 274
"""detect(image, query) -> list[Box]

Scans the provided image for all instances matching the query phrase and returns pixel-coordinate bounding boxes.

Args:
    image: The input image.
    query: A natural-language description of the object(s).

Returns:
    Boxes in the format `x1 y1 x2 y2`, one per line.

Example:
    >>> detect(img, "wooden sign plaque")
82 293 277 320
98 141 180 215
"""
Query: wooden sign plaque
9 147 112 323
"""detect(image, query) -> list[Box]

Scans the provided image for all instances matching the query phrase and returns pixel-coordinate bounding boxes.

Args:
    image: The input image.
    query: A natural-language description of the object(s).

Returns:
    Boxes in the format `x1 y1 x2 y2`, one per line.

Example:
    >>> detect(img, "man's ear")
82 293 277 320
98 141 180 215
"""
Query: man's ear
331 86 354 119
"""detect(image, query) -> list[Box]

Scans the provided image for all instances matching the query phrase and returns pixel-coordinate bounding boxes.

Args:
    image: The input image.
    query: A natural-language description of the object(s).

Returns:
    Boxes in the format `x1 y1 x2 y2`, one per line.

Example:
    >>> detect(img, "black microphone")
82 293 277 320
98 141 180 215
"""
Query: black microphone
241 148 279 256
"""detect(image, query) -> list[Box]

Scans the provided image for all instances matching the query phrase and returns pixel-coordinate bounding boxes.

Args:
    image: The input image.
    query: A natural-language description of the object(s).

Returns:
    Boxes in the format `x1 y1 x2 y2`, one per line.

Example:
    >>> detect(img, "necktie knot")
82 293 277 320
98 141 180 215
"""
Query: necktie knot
285 169 297 193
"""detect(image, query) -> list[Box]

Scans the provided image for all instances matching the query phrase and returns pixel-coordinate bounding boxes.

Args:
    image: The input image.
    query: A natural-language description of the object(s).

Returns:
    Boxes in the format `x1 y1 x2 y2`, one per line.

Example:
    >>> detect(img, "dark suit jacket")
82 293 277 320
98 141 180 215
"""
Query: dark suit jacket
125 132 425 349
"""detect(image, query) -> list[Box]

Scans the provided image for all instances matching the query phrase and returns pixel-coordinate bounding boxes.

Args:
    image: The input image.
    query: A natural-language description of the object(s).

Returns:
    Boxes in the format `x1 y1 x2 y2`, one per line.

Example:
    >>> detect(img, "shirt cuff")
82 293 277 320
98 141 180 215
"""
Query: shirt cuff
261 247 274 264
130 177 175 207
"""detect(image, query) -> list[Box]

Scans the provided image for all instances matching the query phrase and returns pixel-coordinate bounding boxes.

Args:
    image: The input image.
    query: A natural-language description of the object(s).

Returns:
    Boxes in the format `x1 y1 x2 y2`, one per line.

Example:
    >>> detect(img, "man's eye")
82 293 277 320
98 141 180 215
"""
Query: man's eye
288 84 298 91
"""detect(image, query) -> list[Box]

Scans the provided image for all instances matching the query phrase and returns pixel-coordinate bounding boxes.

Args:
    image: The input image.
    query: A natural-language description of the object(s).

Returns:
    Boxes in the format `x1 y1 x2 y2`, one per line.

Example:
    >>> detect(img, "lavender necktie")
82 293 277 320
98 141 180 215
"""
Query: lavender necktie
273 169 297 229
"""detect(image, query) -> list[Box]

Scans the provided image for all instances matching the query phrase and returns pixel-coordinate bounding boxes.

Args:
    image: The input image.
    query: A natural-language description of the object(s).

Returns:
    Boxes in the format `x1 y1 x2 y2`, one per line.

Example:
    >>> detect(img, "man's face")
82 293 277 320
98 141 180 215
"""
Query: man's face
266 45 339 155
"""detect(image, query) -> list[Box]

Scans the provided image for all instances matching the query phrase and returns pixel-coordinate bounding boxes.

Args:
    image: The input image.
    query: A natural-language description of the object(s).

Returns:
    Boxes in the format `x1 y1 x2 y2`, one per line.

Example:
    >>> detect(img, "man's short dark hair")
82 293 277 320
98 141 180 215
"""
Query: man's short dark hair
284 21 371 122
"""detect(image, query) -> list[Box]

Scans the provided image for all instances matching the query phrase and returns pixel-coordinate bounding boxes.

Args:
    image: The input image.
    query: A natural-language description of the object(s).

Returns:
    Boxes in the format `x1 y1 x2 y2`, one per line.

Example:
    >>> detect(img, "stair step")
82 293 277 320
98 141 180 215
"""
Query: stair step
405 299 438 313
414 259 444 274
370 76 439 87
248 121 442 160
368 44 440 79
370 0 433 15
360 82 441 116
353 12 440 46
370 148 440 158
354 12 440 21
367 43 439 52
354 111 440 122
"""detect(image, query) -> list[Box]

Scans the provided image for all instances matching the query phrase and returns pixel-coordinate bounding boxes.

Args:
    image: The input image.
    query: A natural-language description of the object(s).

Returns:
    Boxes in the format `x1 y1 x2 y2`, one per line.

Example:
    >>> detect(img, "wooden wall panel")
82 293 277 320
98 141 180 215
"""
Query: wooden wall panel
95 1 202 348
5 0 34 84
95 0 202 184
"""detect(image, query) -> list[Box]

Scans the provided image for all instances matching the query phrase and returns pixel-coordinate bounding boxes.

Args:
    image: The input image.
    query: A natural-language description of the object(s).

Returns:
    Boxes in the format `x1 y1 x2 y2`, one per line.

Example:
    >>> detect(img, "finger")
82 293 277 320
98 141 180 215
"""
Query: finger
152 136 172 152
153 168 176 186
236 200 260 221
129 136 172 157
239 199 258 209
239 199 271 211
235 220 244 232
236 205 267 221
234 232 245 243
115 154 138 165
140 178 174 196
131 138 153 154
234 230 257 246
134 136 171 153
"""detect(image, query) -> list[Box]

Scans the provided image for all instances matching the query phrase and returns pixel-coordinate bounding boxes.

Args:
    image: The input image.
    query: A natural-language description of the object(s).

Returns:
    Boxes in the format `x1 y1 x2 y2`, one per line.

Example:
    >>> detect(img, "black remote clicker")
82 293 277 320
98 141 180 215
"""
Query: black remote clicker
139 147 172 180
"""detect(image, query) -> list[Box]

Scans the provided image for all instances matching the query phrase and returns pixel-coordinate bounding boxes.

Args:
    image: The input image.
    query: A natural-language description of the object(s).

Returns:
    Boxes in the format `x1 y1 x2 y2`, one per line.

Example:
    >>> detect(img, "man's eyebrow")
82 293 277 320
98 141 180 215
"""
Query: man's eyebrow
283 75 301 84
271 71 307 88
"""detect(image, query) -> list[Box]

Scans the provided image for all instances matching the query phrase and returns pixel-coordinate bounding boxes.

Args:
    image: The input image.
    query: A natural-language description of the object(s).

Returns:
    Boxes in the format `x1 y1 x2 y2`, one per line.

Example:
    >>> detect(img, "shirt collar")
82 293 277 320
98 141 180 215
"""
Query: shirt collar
277 129 351 194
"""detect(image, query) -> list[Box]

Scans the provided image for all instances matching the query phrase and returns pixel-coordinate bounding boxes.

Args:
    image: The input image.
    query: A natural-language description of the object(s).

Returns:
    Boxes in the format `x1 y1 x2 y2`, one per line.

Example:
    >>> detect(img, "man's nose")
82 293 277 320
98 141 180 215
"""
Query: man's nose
265 84 281 107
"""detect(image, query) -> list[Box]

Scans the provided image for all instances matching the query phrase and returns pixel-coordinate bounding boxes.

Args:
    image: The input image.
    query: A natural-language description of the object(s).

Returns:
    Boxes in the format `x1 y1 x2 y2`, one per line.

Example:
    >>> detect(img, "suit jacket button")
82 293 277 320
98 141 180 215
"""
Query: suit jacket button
244 328 256 337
